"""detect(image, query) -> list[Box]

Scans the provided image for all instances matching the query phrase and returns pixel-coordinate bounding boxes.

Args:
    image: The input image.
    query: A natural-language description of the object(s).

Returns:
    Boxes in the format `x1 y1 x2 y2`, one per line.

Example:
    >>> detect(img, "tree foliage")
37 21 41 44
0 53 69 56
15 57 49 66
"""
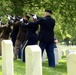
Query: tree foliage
0 0 76 44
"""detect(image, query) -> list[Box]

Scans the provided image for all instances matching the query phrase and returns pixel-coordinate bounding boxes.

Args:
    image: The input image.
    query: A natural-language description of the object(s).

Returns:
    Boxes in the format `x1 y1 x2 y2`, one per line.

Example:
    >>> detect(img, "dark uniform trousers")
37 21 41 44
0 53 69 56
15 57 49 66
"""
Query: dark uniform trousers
39 42 55 67
20 37 38 62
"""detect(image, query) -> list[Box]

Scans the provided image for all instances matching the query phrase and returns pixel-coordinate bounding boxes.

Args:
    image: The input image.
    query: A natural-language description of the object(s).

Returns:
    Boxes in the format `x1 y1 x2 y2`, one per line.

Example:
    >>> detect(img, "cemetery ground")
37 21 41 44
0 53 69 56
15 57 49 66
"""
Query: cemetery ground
0 56 67 75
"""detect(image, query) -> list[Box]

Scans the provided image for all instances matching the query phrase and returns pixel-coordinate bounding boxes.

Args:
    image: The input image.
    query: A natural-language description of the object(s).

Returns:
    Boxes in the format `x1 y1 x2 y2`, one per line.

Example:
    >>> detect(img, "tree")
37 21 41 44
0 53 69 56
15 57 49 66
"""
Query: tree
0 0 76 44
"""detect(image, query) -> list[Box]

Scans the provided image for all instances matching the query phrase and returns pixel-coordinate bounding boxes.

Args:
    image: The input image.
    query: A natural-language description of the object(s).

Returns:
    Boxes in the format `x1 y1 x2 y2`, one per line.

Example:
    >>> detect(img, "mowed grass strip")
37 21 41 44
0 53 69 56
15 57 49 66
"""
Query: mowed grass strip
0 56 67 75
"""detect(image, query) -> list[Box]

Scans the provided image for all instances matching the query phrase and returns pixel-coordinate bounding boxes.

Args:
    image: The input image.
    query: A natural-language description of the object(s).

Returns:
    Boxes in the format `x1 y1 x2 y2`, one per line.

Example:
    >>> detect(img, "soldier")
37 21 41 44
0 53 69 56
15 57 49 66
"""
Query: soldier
0 22 11 55
0 18 4 35
20 16 38 62
0 19 4 55
26 9 56 68
10 22 19 47
14 15 30 60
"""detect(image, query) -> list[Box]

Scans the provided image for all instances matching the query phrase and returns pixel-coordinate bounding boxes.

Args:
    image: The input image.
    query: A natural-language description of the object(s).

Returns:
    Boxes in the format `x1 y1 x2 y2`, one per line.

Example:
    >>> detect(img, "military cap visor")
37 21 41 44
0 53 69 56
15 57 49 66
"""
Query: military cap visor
45 9 52 14
25 15 30 19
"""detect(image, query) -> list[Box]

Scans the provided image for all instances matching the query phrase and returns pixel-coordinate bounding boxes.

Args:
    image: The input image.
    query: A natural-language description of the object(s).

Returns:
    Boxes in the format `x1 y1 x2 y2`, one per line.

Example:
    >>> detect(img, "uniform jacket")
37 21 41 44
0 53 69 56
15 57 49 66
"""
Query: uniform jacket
21 22 38 42
34 16 55 43
16 25 28 42
1 26 11 39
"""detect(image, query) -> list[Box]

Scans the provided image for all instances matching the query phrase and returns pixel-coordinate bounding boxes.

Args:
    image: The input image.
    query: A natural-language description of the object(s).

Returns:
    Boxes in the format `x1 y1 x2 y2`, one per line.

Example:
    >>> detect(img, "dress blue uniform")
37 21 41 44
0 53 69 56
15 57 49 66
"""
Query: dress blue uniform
21 9 55 67
33 11 55 67
23 15 55 67
21 22 38 62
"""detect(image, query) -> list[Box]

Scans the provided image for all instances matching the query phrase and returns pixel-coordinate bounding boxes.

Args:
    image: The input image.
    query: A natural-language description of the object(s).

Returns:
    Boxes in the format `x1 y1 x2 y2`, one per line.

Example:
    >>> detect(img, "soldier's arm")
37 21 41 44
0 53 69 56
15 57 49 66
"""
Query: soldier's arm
21 18 44 28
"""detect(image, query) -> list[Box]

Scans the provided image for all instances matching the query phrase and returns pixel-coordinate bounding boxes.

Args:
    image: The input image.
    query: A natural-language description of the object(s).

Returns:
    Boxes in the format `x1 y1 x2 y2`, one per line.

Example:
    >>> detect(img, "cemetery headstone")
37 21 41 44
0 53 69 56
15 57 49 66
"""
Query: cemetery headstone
25 45 42 75
1 40 14 75
67 52 76 75
54 48 59 65
42 49 47 62
66 50 73 58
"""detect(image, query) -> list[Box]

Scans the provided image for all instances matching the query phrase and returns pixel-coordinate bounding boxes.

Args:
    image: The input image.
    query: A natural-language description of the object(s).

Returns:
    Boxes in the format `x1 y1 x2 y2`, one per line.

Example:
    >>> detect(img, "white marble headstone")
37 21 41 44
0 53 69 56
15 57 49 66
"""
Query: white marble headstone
67 52 76 75
54 48 59 65
1 40 14 75
42 49 47 62
66 50 73 58
25 45 42 75
58 50 63 60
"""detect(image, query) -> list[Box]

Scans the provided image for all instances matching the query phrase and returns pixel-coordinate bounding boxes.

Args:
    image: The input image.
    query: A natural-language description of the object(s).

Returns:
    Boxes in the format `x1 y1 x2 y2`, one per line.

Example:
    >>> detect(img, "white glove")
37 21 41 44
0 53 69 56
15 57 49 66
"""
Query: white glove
33 15 37 20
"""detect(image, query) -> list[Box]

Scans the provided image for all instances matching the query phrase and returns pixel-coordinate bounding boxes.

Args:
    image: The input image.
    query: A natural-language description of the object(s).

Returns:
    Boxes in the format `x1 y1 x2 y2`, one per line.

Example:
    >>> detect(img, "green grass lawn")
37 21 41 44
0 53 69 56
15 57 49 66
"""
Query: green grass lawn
0 56 67 75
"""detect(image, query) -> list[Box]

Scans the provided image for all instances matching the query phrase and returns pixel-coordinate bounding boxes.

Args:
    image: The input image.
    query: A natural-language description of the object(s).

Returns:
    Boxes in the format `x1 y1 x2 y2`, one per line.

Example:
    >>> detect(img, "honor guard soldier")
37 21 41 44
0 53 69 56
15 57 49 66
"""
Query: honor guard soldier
20 15 38 62
14 15 30 60
27 9 56 68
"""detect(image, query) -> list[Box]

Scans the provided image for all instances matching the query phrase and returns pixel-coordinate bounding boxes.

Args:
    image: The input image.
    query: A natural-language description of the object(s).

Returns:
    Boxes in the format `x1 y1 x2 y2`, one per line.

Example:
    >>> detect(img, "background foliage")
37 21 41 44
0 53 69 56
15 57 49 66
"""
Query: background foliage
0 0 76 44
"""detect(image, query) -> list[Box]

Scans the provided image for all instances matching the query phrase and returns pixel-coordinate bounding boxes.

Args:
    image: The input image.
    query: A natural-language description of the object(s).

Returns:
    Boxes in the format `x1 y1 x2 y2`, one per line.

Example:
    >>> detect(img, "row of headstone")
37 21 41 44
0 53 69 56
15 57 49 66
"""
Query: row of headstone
42 47 64 66
18 44 74 63
57 45 76 75
18 45 64 65
19 44 76 65
3 40 76 75
57 44 76 51
1 40 42 75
